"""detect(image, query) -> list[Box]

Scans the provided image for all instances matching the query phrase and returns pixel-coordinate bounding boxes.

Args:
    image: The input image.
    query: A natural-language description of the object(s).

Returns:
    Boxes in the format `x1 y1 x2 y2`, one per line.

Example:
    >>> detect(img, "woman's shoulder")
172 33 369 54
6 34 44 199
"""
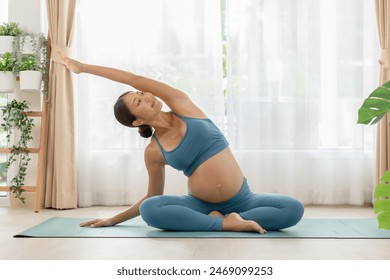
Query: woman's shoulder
144 138 165 164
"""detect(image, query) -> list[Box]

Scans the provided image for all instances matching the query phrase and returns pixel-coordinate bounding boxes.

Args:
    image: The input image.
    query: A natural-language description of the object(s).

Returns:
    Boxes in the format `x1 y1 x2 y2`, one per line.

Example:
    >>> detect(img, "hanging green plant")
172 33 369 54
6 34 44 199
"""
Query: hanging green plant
357 80 390 230
1 99 35 203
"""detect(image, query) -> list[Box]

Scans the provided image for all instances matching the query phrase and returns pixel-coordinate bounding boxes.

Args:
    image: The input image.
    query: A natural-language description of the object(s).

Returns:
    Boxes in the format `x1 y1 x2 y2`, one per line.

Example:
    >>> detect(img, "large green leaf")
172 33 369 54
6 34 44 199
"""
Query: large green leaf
373 170 390 230
374 183 390 197
377 212 390 230
357 80 390 125
374 199 389 214
380 169 390 182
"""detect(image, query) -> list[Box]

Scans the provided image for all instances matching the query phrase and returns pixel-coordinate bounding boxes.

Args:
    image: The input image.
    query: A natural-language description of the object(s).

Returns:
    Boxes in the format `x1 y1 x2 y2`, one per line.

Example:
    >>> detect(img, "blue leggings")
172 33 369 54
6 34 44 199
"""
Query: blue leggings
139 178 304 231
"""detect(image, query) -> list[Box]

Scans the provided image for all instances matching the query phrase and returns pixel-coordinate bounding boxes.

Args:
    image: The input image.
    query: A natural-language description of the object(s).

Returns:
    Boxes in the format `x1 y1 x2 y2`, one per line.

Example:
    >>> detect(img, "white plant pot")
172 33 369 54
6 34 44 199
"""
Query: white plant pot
0 71 16 93
19 70 42 93
0 36 14 54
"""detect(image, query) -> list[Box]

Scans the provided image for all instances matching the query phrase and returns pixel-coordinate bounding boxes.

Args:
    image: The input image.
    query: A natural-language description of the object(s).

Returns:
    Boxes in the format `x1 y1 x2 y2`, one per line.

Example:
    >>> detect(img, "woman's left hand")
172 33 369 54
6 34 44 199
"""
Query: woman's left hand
57 50 84 74
79 218 114 228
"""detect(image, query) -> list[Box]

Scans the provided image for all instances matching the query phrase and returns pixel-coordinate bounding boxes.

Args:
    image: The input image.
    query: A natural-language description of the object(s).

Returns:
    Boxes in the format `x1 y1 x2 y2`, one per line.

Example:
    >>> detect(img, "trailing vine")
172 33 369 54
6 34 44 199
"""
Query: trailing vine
1 100 35 203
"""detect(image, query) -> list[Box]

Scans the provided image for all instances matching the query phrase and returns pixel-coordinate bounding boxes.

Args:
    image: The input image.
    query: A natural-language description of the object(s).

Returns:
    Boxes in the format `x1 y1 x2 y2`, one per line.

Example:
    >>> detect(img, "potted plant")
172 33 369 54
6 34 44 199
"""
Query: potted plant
0 22 23 54
357 80 390 230
17 54 42 93
1 99 35 204
12 32 48 95
0 52 17 92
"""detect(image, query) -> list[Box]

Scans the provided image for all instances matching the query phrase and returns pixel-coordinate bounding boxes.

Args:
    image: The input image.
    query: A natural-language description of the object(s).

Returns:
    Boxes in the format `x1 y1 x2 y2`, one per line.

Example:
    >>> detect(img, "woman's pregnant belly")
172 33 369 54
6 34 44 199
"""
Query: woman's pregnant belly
187 147 245 203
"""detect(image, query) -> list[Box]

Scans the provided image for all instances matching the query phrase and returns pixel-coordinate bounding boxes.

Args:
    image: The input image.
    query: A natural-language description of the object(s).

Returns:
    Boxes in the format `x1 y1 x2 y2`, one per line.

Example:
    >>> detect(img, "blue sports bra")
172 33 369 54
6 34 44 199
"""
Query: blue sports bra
152 114 229 177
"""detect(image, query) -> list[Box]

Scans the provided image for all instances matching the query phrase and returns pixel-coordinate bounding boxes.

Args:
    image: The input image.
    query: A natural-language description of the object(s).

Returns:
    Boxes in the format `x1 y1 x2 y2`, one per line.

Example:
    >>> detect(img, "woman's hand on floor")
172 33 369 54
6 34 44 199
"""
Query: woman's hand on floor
79 218 114 228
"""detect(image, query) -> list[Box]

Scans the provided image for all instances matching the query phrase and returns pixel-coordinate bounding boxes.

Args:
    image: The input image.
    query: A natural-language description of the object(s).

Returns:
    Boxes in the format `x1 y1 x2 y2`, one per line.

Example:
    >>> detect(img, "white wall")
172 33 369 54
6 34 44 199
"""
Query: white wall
8 0 43 33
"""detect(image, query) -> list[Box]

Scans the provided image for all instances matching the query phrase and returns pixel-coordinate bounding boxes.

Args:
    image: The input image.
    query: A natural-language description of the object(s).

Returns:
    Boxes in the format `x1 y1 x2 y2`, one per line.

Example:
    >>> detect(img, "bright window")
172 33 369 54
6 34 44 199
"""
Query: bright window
75 0 378 206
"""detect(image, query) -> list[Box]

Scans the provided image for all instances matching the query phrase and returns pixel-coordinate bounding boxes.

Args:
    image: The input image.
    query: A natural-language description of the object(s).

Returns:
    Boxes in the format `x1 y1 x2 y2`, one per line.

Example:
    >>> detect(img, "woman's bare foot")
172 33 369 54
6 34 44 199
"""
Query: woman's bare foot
222 213 267 234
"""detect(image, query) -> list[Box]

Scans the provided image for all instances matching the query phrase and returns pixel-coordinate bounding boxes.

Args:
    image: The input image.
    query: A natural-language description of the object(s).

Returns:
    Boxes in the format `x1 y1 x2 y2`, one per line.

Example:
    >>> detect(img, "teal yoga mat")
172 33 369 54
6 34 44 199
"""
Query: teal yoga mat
14 217 390 239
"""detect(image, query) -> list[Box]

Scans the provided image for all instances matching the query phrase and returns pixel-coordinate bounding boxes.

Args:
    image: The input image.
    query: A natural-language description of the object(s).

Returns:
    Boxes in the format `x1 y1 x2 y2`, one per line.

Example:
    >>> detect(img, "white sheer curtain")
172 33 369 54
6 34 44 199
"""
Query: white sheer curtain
75 0 224 206
226 0 378 204
75 0 378 207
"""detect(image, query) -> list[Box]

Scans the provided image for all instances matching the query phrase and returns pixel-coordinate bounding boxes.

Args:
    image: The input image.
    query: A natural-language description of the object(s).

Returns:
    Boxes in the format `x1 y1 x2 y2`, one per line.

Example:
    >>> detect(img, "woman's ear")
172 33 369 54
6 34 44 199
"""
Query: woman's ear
132 119 145 127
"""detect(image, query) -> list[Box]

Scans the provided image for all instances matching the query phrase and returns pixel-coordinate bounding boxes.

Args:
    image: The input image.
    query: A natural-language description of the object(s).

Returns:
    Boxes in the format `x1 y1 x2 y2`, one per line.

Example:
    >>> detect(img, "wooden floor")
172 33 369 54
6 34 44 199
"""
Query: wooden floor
1 205 390 260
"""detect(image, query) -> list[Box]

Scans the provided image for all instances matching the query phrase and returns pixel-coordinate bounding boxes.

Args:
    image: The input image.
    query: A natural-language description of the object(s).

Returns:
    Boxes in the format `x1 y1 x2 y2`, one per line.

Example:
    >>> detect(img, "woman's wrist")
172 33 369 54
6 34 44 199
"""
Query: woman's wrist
79 62 89 74
107 217 117 226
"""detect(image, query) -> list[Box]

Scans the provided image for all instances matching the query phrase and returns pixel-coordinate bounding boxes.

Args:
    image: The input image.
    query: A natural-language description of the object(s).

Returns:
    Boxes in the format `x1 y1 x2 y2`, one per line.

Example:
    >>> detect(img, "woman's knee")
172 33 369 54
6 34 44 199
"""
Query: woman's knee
139 196 163 226
284 197 304 226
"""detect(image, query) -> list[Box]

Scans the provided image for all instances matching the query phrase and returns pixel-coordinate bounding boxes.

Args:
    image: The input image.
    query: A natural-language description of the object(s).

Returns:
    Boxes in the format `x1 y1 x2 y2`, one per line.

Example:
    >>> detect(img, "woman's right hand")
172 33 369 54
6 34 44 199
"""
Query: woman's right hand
79 218 114 228
57 50 84 74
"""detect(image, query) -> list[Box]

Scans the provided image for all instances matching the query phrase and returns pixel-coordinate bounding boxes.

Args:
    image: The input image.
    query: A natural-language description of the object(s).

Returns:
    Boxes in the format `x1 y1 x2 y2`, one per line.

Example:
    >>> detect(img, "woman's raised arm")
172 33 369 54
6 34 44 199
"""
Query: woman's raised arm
57 51 205 116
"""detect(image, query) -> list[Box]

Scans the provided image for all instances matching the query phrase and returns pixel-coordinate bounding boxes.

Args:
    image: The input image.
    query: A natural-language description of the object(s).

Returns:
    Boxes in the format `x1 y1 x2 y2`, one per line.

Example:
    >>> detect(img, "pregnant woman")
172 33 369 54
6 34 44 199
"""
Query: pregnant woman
58 51 304 234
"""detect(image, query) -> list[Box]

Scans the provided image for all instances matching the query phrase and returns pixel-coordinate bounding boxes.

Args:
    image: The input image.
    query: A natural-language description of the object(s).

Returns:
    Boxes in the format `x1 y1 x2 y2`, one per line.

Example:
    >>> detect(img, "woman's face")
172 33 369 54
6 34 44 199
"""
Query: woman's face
123 91 162 122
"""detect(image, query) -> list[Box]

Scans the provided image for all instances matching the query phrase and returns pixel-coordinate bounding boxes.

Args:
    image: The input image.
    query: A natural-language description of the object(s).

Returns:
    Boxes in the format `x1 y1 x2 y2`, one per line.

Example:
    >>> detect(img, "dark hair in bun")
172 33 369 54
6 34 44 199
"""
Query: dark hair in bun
138 125 153 138
113 91 153 138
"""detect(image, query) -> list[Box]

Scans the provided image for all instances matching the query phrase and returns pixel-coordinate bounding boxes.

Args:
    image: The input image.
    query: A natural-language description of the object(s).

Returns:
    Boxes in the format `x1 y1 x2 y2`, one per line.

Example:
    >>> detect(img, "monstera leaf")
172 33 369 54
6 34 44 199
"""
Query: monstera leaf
357 80 390 125
357 80 390 230
374 171 390 230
